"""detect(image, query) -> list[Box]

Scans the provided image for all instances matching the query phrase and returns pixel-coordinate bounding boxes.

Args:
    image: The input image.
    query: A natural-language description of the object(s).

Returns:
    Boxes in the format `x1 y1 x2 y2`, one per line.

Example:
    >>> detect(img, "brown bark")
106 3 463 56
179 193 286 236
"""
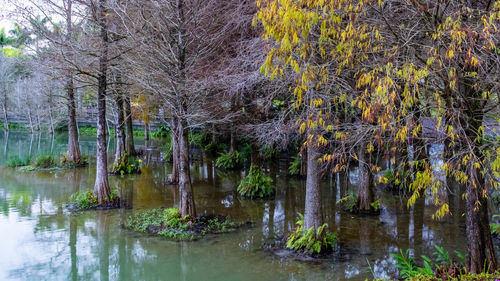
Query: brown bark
178 119 196 218
93 0 111 205
303 144 323 230
114 95 125 164
124 95 136 155
356 143 375 212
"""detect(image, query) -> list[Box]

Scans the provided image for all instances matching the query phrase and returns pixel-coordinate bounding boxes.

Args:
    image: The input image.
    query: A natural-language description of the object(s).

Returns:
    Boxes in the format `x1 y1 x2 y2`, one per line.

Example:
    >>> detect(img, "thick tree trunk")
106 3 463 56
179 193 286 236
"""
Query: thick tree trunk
170 117 179 184
357 143 375 212
66 79 81 163
303 144 323 230
464 110 498 273
250 142 261 167
93 0 111 205
178 119 195 218
124 95 136 155
114 95 125 164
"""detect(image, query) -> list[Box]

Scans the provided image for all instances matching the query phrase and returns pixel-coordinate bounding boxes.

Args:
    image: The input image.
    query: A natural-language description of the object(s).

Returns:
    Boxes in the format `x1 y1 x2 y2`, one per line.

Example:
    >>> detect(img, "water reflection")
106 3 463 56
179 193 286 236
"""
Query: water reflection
0 132 472 280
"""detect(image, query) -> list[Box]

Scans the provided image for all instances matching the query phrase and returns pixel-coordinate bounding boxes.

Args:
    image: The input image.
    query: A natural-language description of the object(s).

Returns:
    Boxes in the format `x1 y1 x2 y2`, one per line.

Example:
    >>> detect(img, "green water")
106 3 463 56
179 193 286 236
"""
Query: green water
0 131 469 280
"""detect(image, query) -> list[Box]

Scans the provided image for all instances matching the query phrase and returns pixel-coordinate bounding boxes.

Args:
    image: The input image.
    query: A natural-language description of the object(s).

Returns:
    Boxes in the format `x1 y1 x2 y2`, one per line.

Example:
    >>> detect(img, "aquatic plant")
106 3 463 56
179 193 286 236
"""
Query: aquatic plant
33 154 58 168
111 153 141 175
286 213 337 254
392 246 467 280
6 156 30 167
237 165 275 199
69 189 119 210
125 208 243 241
216 151 243 169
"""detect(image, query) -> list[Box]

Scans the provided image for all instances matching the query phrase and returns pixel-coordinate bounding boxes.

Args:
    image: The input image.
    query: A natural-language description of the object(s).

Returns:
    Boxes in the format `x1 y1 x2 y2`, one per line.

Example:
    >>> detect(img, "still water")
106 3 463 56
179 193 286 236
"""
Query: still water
0 131 470 280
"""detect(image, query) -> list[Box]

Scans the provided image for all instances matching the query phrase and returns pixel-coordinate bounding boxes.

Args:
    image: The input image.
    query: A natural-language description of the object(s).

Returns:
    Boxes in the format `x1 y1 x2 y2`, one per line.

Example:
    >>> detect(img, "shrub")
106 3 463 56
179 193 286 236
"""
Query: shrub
237 165 275 199
111 153 141 175
215 151 243 169
33 154 58 168
289 155 301 175
286 213 337 254
261 145 279 160
6 156 30 167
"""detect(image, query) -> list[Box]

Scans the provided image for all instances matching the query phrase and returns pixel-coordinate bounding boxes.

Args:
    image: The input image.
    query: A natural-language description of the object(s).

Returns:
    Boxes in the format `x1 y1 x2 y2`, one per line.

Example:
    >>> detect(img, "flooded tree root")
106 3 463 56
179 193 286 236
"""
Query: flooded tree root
67 189 122 211
123 208 252 241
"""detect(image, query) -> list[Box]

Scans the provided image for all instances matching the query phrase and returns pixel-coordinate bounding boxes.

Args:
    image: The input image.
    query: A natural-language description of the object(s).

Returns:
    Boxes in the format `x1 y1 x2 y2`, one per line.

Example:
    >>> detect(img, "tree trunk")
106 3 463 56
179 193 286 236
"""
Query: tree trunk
357 143 375 212
1 80 7 132
464 109 498 273
303 144 323 230
144 120 149 141
124 95 136 155
170 116 179 184
48 97 54 135
229 125 235 153
178 118 195 218
250 142 261 167
66 79 81 163
114 95 125 164
93 0 111 205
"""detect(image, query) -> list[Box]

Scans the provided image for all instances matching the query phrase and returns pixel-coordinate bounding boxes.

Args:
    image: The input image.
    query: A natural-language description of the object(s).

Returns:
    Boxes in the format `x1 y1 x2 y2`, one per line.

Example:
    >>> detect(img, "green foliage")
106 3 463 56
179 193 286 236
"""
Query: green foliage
70 190 99 210
152 125 170 138
370 200 380 211
33 154 57 168
111 153 141 175
216 151 243 169
79 126 144 137
337 191 357 212
392 246 467 280
69 189 119 210
289 155 302 175
391 249 421 279
407 272 500 281
261 145 279 160
6 156 30 167
237 165 275 199
125 208 243 241
286 213 337 254
490 215 500 235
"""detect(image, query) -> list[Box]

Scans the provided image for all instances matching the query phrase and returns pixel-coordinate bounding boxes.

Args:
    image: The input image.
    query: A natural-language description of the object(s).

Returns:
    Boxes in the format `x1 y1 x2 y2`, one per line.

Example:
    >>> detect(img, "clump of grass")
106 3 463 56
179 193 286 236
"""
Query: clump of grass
33 154 58 168
237 165 275 199
69 189 119 210
286 213 337 255
125 208 244 241
6 156 30 167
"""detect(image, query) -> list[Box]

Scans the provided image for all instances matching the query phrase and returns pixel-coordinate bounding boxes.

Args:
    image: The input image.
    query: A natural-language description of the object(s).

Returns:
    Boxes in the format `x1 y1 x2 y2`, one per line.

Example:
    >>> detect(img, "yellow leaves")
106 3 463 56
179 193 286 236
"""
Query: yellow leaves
432 204 450 220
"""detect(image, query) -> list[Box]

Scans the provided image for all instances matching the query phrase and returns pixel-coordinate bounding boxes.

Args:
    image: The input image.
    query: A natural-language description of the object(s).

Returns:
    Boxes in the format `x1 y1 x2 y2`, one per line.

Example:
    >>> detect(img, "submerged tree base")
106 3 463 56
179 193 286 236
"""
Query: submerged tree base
67 189 121 210
124 208 248 241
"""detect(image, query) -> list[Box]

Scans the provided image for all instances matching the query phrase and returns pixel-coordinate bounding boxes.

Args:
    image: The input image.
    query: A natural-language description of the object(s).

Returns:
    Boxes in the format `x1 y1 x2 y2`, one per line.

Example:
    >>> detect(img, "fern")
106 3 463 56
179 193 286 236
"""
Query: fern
237 165 275 199
286 213 337 254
